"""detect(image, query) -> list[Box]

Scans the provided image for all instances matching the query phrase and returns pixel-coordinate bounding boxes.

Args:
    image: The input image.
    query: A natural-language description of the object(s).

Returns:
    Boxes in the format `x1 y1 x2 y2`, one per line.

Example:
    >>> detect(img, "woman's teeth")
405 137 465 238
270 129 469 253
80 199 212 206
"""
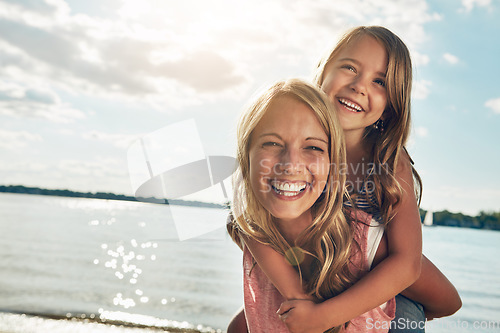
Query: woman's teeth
339 98 363 112
271 181 307 196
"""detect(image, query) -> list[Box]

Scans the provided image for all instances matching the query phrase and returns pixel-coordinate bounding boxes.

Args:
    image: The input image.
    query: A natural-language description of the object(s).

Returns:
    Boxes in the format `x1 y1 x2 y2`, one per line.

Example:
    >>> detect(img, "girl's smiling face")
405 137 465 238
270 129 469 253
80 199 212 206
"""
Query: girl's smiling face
321 35 388 135
248 96 330 224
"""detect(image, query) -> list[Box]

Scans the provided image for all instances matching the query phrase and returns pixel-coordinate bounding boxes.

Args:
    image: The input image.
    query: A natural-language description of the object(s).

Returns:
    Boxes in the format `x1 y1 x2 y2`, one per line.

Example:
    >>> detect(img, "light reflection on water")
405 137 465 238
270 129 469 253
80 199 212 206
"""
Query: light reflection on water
0 311 221 333
1 193 499 332
0 193 242 331
53 196 145 212
97 239 164 306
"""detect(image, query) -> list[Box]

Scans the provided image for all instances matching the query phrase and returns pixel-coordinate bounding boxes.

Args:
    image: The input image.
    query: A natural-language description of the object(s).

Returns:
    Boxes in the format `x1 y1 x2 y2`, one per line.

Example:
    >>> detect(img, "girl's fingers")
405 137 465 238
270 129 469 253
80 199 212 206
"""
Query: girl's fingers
277 300 295 315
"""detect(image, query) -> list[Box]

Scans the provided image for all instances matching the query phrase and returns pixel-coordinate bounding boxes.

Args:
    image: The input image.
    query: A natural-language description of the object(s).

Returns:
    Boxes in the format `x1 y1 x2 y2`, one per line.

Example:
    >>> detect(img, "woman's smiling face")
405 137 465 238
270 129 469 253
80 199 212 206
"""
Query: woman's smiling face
321 35 388 135
248 96 330 224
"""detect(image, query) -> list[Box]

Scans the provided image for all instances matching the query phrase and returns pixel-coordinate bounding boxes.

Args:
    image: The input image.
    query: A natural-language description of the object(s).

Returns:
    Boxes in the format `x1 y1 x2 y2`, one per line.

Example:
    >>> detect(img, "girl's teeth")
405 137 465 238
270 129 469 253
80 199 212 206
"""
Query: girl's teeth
339 98 362 112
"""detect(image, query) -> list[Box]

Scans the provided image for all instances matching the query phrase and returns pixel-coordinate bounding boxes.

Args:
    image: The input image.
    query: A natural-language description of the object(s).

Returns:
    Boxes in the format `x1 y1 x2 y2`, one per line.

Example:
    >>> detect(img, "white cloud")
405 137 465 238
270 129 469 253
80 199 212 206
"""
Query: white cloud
412 51 430 66
83 131 141 149
0 80 85 122
0 157 131 193
0 0 251 109
461 0 491 12
407 126 429 148
0 160 49 177
0 0 446 197
443 53 460 65
422 186 500 215
54 157 131 193
0 80 58 102
0 101 85 123
412 80 432 100
0 129 42 149
57 158 120 177
415 127 429 137
0 0 58 15
485 97 500 114
0 0 440 110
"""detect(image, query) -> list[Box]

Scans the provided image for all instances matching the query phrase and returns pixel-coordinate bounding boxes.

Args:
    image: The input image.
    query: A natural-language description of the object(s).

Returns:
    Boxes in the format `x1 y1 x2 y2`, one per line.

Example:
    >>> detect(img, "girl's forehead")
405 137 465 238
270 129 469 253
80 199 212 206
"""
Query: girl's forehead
329 35 389 76
340 35 385 57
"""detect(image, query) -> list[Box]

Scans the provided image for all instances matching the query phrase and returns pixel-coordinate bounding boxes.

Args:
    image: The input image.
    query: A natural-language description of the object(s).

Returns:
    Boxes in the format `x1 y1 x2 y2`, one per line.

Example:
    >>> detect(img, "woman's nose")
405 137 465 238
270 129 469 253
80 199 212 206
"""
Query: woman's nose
279 148 303 175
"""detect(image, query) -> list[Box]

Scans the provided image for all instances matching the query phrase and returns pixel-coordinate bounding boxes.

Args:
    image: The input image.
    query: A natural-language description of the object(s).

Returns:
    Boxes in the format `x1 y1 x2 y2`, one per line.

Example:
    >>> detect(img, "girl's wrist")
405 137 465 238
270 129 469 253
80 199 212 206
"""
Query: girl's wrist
316 299 343 331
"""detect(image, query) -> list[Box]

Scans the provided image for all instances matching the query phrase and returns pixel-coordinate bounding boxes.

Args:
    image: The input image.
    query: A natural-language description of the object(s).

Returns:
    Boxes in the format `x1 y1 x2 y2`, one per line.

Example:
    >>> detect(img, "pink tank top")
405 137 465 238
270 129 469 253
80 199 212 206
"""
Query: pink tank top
243 213 396 333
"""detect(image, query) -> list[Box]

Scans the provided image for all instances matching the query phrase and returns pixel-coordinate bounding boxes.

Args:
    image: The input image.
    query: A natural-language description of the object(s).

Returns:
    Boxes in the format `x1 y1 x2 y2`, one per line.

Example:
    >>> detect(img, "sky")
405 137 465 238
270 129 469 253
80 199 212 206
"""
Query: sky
0 0 499 215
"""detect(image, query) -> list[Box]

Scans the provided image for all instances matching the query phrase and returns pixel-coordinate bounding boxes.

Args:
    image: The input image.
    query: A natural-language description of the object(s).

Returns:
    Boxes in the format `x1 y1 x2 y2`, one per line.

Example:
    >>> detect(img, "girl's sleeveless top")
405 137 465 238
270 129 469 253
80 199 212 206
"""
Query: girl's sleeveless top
242 210 396 333
343 169 382 222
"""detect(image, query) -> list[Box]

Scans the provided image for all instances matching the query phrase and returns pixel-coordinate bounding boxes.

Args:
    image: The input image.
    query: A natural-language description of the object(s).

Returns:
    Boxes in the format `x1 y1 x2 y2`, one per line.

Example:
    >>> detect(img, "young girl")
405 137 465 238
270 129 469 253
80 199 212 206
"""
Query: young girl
229 78 392 332
228 26 461 332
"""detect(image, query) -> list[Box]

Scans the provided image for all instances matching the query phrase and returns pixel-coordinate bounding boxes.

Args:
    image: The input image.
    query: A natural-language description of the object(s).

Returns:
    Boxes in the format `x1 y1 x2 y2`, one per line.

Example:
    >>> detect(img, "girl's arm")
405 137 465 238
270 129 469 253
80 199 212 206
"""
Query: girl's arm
278 255 461 332
245 222 460 332
374 233 462 320
227 307 248 333
235 255 461 333
401 255 462 319
280 154 423 330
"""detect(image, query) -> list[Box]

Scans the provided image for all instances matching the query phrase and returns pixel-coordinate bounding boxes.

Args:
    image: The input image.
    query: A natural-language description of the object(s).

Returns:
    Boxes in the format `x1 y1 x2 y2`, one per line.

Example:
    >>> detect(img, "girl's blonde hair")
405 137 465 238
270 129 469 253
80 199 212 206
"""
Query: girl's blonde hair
314 26 422 224
230 79 356 311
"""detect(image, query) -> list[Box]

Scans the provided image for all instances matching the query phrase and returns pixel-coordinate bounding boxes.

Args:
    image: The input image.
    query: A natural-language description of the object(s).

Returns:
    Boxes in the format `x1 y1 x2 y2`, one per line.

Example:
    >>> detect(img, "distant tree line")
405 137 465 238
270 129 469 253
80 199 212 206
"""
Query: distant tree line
1 185 498 230
0 185 226 209
419 209 500 231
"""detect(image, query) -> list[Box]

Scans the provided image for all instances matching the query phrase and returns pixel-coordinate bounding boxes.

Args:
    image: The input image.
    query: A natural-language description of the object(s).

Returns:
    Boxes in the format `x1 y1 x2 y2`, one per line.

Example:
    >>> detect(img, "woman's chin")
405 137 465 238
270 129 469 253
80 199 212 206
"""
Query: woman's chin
269 208 310 224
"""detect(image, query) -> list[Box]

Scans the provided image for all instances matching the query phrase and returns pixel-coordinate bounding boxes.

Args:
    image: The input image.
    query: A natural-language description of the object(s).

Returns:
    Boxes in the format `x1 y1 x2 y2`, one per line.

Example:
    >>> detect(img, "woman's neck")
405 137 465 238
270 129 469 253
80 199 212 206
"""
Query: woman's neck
275 212 312 244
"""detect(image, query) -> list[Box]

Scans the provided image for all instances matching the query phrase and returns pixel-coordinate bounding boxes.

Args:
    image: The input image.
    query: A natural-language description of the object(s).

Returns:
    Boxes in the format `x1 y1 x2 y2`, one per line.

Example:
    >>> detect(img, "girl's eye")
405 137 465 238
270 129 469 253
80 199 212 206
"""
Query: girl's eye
341 64 356 73
374 78 386 87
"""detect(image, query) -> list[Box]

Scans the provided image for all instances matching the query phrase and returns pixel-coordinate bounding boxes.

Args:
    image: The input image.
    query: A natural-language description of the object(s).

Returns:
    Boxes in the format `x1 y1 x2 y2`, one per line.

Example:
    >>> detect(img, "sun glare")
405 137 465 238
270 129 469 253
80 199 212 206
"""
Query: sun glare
117 0 152 19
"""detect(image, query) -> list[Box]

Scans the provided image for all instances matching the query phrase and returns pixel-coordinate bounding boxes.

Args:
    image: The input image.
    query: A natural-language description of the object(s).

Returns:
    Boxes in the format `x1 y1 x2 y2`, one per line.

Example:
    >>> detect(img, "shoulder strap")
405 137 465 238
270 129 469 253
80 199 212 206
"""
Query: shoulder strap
402 146 415 165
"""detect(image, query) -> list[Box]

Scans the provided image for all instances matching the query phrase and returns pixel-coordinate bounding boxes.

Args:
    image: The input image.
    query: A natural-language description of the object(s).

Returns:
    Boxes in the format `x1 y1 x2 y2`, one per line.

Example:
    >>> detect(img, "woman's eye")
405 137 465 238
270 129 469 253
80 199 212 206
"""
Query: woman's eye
262 142 281 148
306 146 325 152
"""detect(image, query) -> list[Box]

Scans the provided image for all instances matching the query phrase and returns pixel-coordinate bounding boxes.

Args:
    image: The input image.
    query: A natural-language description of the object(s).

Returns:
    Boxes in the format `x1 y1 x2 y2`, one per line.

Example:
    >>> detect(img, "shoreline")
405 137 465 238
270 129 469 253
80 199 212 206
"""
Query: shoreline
0 185 227 210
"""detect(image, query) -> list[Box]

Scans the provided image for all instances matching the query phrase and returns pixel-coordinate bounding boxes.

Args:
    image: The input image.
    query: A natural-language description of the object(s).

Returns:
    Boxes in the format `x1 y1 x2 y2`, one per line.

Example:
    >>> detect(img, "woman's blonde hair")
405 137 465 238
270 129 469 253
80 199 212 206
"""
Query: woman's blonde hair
229 79 356 323
314 26 422 224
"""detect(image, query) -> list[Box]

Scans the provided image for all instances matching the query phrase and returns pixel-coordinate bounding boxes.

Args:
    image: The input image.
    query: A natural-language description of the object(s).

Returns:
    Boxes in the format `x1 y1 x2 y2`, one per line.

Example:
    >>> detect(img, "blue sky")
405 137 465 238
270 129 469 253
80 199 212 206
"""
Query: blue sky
0 0 498 215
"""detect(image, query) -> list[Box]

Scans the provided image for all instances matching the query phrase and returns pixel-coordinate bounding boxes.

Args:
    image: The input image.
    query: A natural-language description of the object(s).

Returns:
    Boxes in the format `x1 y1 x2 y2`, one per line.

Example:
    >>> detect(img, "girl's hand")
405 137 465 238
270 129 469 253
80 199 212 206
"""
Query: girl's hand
277 300 332 333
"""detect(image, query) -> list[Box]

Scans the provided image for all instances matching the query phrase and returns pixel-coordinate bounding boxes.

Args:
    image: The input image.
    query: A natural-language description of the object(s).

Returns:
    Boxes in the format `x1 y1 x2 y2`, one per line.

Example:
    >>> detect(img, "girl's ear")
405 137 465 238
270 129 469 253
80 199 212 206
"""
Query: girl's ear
381 109 388 121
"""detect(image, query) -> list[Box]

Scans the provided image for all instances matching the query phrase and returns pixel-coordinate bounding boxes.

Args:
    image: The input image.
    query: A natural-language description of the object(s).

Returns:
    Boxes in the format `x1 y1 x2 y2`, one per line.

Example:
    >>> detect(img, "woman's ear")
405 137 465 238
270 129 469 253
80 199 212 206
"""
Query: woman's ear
314 179 330 206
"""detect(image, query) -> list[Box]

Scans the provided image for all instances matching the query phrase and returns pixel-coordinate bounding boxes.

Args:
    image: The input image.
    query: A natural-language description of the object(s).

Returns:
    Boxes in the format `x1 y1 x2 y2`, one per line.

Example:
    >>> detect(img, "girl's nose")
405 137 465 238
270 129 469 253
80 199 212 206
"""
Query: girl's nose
349 76 367 96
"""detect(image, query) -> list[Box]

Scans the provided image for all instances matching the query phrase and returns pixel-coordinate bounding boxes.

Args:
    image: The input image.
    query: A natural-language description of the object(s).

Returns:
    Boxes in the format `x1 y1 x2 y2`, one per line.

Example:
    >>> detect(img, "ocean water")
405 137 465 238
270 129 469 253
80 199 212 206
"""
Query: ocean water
0 193 499 332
